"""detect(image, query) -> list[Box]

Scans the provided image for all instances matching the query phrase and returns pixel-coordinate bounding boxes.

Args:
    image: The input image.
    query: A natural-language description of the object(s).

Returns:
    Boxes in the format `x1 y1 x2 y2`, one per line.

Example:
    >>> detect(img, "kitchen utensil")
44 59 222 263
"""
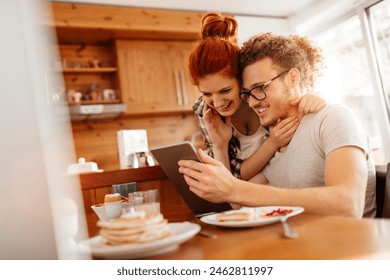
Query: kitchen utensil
280 216 298 239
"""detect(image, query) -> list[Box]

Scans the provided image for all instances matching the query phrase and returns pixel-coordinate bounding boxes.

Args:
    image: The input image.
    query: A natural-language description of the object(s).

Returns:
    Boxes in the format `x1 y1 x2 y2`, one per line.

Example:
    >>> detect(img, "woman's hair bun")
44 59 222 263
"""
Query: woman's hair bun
200 12 238 42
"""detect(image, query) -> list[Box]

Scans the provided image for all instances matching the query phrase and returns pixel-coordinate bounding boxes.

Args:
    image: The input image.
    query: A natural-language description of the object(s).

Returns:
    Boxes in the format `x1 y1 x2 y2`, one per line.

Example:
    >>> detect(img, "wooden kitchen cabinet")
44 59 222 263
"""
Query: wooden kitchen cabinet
43 2 205 171
45 2 204 112
116 40 201 115
46 2 203 42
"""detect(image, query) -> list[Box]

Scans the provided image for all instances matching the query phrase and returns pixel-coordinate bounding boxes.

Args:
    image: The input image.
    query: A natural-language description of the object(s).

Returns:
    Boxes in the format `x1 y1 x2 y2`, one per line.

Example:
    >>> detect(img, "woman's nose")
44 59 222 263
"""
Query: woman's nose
212 96 223 107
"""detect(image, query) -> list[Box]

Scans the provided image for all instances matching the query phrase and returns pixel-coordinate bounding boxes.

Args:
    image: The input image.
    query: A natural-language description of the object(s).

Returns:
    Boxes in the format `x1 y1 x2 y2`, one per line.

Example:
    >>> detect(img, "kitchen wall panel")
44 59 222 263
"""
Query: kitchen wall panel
71 114 203 171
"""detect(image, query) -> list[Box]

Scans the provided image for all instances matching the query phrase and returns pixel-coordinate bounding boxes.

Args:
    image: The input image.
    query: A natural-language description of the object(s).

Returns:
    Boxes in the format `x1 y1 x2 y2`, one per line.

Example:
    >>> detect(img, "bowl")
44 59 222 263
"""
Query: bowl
91 204 109 222
91 201 129 221
104 201 122 220
67 157 103 175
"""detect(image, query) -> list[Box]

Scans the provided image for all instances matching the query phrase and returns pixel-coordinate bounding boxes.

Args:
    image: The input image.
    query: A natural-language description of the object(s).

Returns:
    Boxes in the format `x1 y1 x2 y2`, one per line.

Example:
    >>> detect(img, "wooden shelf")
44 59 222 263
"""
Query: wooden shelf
54 67 117 73
67 99 121 106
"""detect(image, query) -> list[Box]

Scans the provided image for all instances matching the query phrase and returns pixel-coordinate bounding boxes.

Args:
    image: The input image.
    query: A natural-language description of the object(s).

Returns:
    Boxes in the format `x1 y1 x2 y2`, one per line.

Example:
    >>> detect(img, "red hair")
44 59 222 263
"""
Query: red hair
189 12 240 85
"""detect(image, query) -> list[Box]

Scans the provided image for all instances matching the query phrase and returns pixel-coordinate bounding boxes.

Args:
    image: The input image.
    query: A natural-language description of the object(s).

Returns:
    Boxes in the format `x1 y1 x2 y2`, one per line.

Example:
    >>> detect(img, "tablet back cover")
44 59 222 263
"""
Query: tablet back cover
151 142 232 213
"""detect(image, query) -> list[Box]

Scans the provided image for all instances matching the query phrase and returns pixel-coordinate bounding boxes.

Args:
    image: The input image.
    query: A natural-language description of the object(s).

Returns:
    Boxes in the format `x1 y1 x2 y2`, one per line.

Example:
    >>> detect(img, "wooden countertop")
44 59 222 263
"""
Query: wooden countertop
82 164 390 259
79 166 167 190
79 164 388 190
86 205 390 260
149 214 390 260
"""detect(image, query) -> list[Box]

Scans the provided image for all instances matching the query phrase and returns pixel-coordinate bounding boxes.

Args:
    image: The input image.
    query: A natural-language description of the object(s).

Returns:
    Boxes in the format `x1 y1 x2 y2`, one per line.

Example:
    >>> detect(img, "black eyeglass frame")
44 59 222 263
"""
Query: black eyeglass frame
240 70 290 103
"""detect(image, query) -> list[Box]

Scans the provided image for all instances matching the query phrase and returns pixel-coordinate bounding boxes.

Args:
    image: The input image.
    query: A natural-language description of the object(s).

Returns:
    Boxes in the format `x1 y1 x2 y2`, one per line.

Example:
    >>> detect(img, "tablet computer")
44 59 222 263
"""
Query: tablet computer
151 141 232 214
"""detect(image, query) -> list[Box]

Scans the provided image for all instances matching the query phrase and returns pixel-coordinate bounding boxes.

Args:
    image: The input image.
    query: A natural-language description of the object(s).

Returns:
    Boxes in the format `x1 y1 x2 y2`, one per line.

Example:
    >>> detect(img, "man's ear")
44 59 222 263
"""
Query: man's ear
286 68 300 87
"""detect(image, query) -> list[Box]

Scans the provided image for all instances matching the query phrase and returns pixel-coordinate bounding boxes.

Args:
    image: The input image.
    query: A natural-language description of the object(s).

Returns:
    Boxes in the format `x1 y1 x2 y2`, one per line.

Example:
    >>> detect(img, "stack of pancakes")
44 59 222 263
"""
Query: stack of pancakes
97 212 172 245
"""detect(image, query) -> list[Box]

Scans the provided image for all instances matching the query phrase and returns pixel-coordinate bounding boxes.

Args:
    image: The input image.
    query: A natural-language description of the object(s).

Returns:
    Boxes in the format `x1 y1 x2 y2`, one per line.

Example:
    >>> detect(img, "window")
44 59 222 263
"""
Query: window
313 15 386 163
368 0 390 115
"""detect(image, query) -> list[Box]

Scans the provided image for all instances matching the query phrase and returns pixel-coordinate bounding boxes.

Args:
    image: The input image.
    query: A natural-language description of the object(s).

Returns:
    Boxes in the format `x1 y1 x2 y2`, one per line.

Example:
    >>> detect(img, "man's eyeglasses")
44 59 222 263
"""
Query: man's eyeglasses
240 70 289 103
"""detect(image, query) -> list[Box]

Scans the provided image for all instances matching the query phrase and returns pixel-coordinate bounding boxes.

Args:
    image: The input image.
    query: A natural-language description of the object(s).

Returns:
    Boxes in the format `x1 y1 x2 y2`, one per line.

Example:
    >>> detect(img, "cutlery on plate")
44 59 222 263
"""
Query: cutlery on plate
279 216 298 239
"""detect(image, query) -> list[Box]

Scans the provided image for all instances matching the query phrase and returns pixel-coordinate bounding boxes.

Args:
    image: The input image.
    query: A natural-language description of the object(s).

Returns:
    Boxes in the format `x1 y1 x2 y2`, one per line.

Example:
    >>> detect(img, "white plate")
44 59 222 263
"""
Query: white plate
78 222 200 259
200 206 304 228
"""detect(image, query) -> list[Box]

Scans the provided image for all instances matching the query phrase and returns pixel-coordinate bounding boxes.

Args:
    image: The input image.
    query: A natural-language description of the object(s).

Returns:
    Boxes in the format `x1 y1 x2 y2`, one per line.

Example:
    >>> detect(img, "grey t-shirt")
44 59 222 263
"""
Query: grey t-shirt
263 104 376 217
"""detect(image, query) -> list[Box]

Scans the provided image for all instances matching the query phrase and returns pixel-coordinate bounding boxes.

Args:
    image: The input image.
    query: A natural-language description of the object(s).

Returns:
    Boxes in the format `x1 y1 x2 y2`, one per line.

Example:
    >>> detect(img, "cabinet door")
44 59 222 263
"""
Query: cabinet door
175 41 202 107
116 40 200 114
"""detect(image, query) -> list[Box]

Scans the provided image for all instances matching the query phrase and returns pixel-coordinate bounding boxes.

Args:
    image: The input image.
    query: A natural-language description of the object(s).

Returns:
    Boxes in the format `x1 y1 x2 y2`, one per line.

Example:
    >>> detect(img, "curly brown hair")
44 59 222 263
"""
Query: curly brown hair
188 12 240 85
239 33 325 91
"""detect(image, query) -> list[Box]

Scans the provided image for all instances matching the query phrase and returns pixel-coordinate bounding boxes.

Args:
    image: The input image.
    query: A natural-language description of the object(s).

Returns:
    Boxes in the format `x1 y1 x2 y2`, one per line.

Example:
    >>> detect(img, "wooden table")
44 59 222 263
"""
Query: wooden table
86 205 390 260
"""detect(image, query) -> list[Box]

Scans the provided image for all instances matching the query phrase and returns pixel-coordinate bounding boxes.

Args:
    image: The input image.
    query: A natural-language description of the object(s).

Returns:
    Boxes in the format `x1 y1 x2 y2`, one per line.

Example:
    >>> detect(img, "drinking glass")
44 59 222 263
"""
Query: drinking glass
128 189 160 214
112 182 137 197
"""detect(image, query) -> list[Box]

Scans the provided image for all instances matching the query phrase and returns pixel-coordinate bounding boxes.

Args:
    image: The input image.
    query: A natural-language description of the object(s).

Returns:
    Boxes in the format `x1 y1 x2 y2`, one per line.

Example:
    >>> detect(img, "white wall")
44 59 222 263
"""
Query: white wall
236 16 291 46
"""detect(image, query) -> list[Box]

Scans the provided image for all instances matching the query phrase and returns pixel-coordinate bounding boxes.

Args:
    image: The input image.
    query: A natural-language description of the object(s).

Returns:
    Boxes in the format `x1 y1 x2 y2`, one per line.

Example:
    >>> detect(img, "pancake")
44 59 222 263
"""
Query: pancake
97 211 172 245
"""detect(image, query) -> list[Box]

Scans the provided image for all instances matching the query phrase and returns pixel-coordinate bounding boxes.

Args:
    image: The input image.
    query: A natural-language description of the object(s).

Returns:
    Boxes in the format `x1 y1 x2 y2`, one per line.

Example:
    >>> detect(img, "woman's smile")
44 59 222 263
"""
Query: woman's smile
219 100 233 111
199 72 241 117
